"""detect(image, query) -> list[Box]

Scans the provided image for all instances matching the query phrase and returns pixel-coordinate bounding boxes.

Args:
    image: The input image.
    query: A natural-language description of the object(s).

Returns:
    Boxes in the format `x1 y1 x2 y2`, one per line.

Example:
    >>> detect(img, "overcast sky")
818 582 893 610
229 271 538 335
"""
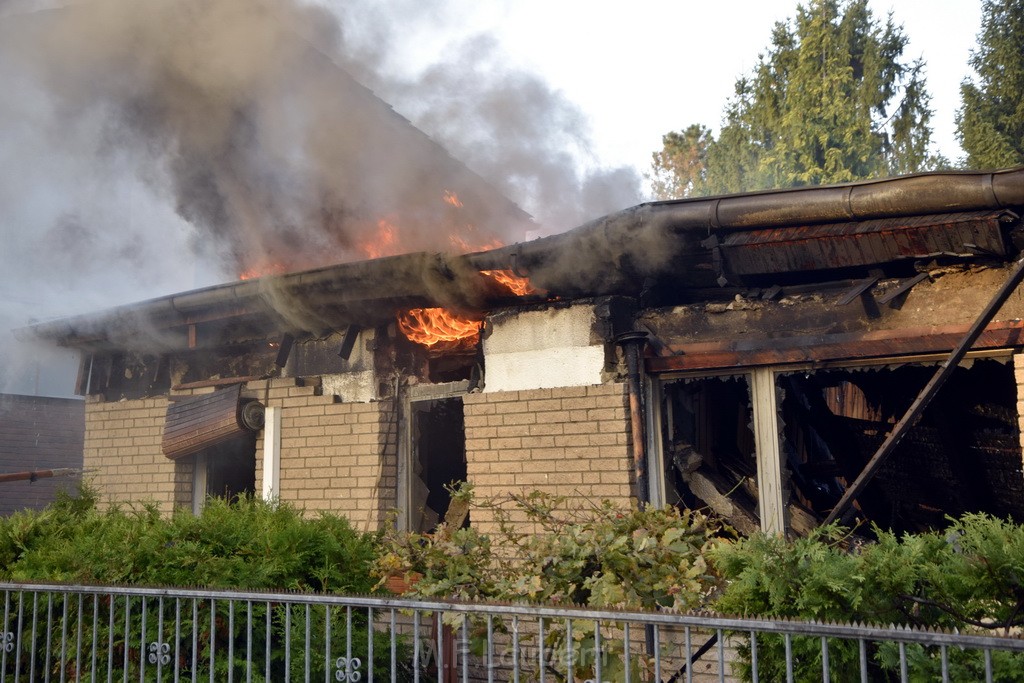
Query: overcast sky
369 0 982 178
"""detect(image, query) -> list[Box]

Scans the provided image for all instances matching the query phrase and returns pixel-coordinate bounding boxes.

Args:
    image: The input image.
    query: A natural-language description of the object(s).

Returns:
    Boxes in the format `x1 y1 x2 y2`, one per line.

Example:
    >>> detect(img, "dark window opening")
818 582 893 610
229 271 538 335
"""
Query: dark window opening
410 397 467 532
427 355 477 384
659 376 761 533
202 434 256 503
779 359 1024 534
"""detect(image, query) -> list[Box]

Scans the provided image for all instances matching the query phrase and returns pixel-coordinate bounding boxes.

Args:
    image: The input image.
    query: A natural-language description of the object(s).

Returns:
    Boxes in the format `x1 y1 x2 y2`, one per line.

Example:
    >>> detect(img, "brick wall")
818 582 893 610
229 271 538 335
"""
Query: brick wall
463 383 634 533
251 378 397 530
1016 353 1024 453
80 378 397 525
80 376 629 530
83 395 191 514
0 394 84 515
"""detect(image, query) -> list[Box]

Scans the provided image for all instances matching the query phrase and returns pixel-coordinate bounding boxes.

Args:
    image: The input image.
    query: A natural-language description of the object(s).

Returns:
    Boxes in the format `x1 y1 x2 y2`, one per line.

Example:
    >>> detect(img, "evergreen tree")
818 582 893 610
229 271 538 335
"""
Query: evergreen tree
651 0 939 198
648 124 711 200
957 0 1024 169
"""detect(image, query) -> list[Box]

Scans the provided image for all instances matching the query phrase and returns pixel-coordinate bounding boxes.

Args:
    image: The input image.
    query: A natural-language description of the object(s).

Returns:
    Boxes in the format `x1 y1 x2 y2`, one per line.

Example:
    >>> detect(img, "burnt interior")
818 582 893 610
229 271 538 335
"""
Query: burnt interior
200 434 257 502
660 359 1024 536
393 331 480 385
780 359 1024 532
661 376 759 517
410 397 467 532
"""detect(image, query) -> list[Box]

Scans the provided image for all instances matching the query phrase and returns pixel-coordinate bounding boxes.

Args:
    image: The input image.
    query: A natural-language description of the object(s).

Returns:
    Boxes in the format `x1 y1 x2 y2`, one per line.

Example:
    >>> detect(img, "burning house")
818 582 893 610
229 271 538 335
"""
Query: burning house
27 167 1024 537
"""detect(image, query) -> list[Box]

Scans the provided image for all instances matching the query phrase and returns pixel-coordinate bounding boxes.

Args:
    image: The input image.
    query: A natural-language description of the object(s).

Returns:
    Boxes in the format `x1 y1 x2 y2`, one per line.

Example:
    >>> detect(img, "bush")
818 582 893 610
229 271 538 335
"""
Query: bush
0 484 404 681
374 487 727 680
711 514 1024 681
0 485 378 593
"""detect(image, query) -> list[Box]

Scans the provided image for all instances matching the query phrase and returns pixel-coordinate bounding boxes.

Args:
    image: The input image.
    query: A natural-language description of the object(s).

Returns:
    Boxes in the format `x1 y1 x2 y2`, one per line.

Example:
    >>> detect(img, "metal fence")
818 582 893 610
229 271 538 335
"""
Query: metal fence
2 581 1023 683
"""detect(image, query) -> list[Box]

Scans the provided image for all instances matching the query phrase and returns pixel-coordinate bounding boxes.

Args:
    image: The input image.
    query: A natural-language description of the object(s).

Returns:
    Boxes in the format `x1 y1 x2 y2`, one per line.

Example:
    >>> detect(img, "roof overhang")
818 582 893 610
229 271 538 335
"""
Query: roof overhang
26 167 1024 352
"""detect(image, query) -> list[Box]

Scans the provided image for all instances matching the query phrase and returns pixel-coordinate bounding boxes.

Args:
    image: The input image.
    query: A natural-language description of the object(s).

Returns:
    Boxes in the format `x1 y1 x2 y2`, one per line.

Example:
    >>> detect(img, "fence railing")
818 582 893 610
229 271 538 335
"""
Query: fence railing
2 581 1023 682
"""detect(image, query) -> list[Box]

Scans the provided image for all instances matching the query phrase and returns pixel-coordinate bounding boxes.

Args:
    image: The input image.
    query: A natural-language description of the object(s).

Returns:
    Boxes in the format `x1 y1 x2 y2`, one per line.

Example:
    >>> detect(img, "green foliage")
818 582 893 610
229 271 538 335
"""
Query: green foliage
648 124 712 200
651 0 941 199
374 487 726 679
0 484 405 681
0 485 378 594
376 488 724 610
711 514 1024 681
957 0 1024 168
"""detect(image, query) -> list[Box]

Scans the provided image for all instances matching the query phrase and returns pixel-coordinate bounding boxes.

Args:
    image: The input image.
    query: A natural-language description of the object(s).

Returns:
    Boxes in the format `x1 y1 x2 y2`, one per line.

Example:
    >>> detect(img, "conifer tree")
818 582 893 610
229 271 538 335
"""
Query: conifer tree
650 0 939 198
957 0 1024 169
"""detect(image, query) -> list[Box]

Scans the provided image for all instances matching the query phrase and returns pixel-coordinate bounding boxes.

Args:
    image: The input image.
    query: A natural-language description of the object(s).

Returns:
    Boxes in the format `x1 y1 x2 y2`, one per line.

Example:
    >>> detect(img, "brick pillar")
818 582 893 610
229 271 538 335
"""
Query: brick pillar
1015 353 1024 453
463 383 633 535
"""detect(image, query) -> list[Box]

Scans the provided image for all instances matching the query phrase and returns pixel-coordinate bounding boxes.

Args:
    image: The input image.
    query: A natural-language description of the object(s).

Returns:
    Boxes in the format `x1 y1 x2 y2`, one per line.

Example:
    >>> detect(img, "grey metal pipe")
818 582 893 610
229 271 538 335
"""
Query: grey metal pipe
465 168 1024 290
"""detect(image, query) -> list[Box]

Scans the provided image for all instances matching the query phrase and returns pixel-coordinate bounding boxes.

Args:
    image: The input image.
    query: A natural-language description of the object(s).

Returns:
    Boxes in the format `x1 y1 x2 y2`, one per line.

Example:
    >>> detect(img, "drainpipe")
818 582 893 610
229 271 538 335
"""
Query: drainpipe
616 331 650 506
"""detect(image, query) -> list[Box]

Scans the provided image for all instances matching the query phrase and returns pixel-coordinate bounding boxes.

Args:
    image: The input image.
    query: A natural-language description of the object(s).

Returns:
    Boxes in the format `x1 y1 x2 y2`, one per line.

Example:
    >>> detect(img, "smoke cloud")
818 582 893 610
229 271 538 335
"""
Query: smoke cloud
0 0 641 394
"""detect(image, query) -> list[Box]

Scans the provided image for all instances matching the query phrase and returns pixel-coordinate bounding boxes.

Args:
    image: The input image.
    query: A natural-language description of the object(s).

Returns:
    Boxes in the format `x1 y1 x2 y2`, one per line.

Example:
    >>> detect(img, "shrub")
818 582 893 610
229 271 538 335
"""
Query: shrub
711 514 1024 681
374 487 727 680
1 486 378 593
0 484 403 681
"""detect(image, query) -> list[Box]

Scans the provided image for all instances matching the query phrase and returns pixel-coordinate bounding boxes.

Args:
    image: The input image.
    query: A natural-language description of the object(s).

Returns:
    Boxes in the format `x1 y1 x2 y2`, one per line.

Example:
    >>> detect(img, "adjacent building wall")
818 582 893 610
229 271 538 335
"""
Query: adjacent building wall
0 394 85 515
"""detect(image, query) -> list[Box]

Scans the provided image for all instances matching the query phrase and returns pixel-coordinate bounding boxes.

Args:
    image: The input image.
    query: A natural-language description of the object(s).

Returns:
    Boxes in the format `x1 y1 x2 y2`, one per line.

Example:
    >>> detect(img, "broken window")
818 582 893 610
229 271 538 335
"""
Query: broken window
192 435 256 513
409 397 467 532
778 357 1024 533
657 356 1024 536
658 375 763 535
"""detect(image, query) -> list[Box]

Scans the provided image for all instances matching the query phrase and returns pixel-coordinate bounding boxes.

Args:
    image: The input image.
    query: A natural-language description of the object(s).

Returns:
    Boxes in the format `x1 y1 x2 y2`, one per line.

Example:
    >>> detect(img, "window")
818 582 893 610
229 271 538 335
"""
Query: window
399 381 470 532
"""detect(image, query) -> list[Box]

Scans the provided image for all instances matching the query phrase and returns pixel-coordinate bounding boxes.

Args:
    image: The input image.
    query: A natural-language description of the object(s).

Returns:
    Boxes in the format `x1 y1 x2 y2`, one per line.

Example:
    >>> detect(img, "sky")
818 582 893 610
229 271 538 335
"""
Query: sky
0 0 988 395
380 0 982 176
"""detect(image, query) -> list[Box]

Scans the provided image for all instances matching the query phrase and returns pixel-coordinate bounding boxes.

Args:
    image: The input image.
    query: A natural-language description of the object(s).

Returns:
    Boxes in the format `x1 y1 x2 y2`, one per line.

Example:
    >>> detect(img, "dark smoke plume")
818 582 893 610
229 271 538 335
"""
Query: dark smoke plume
0 0 641 392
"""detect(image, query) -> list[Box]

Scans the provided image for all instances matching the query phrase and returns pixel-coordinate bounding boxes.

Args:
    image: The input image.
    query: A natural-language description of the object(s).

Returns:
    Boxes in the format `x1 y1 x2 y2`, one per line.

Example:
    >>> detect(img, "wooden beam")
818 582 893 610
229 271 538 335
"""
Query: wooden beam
171 376 264 391
646 319 1024 373
836 275 880 306
823 254 1024 525
750 367 786 535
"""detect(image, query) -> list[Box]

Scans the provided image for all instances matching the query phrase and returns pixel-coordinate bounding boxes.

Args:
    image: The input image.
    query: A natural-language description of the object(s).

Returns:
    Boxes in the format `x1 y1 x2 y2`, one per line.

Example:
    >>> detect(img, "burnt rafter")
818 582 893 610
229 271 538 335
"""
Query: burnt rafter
646 319 1024 373
823 252 1024 526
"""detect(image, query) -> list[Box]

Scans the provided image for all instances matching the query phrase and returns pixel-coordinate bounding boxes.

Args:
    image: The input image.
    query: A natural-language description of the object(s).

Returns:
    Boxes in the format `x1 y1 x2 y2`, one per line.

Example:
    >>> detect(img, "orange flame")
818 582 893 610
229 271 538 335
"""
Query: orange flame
357 219 401 259
442 190 463 208
481 269 535 296
449 234 503 253
239 262 288 280
397 308 481 348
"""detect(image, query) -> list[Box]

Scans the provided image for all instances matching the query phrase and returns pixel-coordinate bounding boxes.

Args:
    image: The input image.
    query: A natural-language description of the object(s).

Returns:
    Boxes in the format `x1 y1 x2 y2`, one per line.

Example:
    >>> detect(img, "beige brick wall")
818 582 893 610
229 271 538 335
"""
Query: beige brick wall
83 395 191 514
463 383 634 533
83 377 396 527
83 377 625 531
1016 353 1024 453
251 378 398 530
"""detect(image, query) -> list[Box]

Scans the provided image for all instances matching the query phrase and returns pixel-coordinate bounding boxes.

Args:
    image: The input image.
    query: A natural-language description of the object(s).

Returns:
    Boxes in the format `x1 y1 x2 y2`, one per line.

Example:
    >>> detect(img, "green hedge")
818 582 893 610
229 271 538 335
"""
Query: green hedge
0 485 377 592
0 486 409 681
711 514 1024 681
